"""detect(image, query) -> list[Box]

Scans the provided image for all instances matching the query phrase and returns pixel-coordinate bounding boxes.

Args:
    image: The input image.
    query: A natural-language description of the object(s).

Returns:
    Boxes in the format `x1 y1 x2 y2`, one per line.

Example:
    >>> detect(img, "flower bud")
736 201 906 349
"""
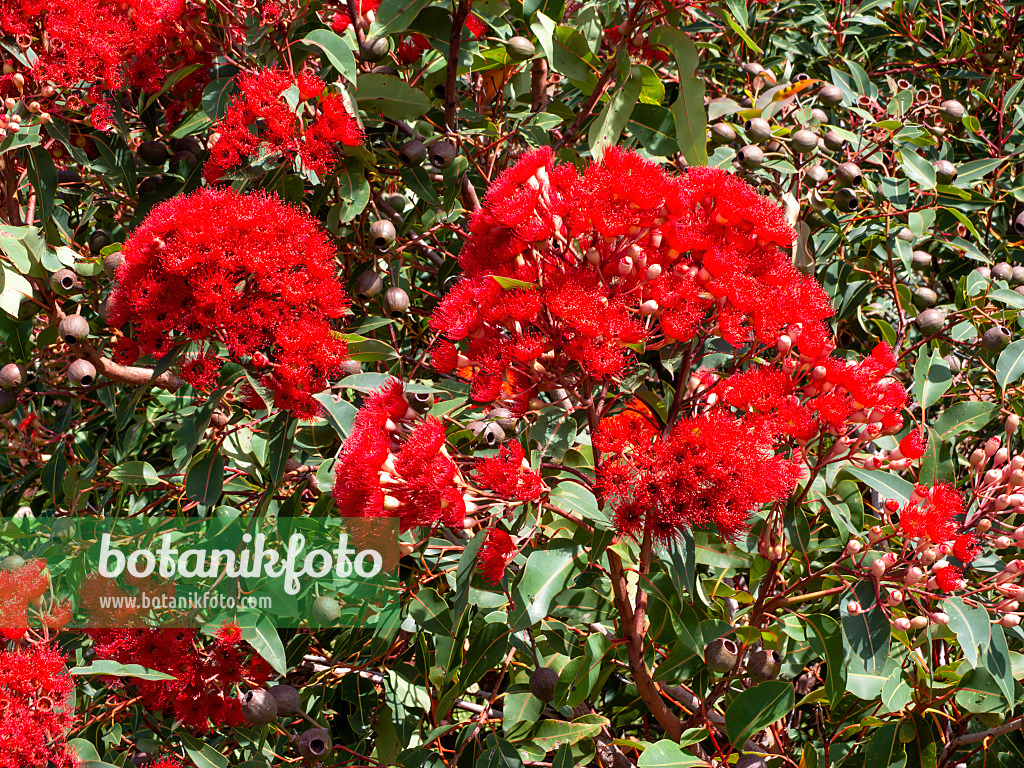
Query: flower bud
986 436 1002 456
995 536 1012 549
871 558 887 579
1001 614 1021 628
892 617 911 631
868 525 883 544
777 334 792 354
847 601 862 615
1007 414 1021 434
909 616 928 630
887 590 903 605
845 539 862 556
978 518 992 534
640 299 659 316
905 567 924 586
930 612 950 626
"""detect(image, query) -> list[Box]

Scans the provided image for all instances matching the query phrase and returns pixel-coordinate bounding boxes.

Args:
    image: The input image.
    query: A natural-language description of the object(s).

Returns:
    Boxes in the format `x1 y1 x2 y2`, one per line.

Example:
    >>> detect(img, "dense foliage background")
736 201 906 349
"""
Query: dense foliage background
2 0 1024 766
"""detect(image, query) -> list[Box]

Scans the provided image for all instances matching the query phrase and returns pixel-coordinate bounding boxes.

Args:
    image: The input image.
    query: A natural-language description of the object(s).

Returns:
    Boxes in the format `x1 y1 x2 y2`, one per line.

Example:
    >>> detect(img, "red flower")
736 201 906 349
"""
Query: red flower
214 620 242 646
899 430 927 459
477 528 516 585
464 14 487 39
106 188 350 418
396 33 431 64
333 379 468 530
599 408 799 542
952 533 981 563
430 147 840 409
935 564 964 592
179 352 222 392
900 483 964 546
204 67 361 182
0 643 79 768
112 337 141 365
474 441 546 502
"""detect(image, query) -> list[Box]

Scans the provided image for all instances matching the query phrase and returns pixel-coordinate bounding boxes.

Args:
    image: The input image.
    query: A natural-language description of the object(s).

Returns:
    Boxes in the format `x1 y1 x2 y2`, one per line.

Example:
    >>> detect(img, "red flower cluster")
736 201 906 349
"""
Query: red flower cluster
204 67 362 182
330 0 380 32
474 441 546 502
934 564 965 592
106 188 350 418
0 0 213 91
87 627 273 731
718 342 908 444
333 379 470 530
900 483 966 550
597 408 799 542
0 643 79 768
477 528 516 585
430 147 835 412
0 559 50 638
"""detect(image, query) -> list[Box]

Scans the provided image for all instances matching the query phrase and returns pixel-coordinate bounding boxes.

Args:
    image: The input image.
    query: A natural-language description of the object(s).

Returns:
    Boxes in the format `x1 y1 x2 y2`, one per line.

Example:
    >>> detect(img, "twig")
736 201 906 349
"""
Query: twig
444 0 473 133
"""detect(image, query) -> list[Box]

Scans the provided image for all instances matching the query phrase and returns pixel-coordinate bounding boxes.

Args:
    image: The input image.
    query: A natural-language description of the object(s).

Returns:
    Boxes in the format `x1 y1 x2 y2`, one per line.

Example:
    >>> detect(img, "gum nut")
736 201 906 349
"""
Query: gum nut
916 308 946 335
747 648 782 682
103 253 124 277
480 421 506 446
934 159 957 184
268 684 302 716
1012 266 1024 285
791 129 818 154
741 62 764 76
358 36 390 62
1015 211 1024 236
981 326 1012 352
504 36 536 61
817 84 843 106
834 187 859 212
704 636 739 672
88 228 112 253
811 108 828 123
137 140 169 166
0 362 26 392
529 667 559 702
354 270 384 300
383 286 410 317
737 144 764 169
911 250 932 271
710 122 737 144
239 688 278 725
0 390 15 415
67 359 97 387
58 314 90 345
940 99 965 123
398 139 426 166
805 164 828 187
369 219 397 252
310 595 340 625
822 130 845 151
912 287 937 309
835 161 863 187
897 227 915 242
50 268 78 293
743 117 772 143
297 728 332 759
992 262 1014 281
429 140 457 168
943 354 961 373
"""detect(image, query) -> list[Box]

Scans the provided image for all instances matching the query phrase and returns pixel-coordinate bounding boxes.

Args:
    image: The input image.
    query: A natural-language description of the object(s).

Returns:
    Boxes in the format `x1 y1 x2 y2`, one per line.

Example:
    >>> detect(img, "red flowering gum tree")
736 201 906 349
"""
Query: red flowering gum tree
106 187 350 418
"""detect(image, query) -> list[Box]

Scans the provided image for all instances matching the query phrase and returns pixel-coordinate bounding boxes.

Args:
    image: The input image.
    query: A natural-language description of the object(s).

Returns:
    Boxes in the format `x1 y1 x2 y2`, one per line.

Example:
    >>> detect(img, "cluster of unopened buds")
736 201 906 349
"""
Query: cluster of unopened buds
0 69 53 136
968 414 1024 517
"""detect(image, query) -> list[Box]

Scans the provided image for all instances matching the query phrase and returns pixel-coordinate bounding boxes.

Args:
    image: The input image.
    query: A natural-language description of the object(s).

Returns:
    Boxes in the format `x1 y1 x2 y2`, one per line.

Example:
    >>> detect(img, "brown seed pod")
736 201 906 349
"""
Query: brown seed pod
59 314 90 345
239 688 278 725
736 145 764 169
383 287 410 317
398 139 426 166
369 219 397 252
529 667 559 703
50 268 78 294
297 727 332 760
429 140 457 169
835 162 863 188
704 637 738 672
68 359 97 387
0 362 27 392
747 648 783 682
269 684 303 716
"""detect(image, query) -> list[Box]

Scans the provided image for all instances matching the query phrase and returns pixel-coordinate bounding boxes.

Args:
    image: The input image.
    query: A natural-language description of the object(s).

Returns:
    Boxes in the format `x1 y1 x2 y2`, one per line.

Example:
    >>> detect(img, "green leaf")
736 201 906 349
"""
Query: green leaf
201 76 237 121
845 467 914 504
954 667 1006 713
550 743 573 768
333 157 370 223
107 461 161 487
490 275 536 291
865 722 907 768
725 680 794 747
531 714 606 751
459 622 510 689
898 146 936 189
371 0 433 36
180 732 229 768
185 449 224 508
628 104 678 156
997 339 1024 390
638 739 707 767
805 614 846 707
984 624 1014 705
510 541 581 630
264 411 298 486
313 392 358 438
932 401 998 440
955 157 1004 185
355 73 432 121
588 67 643 159
539 22 600 90
26 146 57 225
476 737 524 768
302 29 357 84
238 613 289 676
944 596 991 668
841 580 891 675
71 661 177 681
914 347 952 409
648 27 707 166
